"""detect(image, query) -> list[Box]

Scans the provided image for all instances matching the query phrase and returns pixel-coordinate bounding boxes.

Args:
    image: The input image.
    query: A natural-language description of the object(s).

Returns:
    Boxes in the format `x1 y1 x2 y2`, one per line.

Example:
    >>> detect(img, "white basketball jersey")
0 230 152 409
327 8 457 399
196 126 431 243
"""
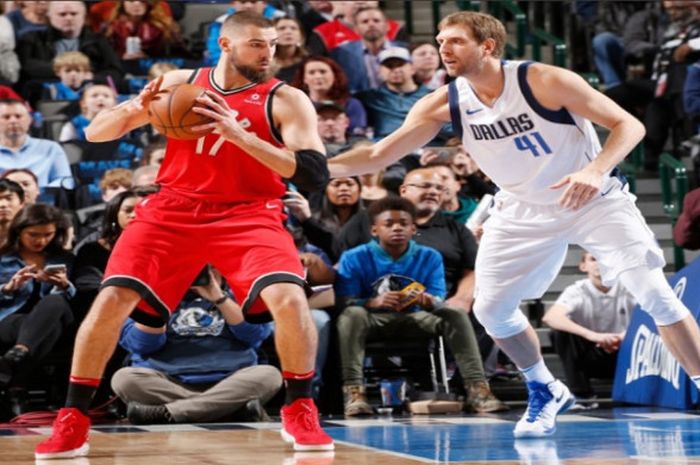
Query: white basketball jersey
448 61 623 204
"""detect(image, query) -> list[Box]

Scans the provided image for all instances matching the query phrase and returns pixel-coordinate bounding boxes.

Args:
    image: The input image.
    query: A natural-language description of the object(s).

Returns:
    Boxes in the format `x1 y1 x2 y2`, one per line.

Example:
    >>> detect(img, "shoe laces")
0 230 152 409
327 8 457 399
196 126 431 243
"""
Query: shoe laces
290 402 322 433
50 412 80 439
526 385 553 423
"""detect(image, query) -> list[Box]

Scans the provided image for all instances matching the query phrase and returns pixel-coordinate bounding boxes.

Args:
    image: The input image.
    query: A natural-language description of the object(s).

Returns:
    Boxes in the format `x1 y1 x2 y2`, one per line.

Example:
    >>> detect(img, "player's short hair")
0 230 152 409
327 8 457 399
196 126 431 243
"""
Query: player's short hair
53 51 91 74
368 196 416 224
438 11 506 59
221 10 274 36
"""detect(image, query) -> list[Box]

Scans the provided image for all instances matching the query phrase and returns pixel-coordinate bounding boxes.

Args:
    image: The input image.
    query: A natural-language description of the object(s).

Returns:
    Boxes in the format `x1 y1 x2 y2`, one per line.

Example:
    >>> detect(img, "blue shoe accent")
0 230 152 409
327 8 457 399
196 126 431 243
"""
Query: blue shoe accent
525 382 553 423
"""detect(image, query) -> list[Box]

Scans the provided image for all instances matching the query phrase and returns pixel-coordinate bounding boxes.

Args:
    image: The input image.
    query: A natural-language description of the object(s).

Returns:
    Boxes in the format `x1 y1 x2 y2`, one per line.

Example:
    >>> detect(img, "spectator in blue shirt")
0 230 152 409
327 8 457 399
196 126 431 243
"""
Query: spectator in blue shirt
0 99 74 190
355 48 432 138
111 265 282 424
335 196 504 416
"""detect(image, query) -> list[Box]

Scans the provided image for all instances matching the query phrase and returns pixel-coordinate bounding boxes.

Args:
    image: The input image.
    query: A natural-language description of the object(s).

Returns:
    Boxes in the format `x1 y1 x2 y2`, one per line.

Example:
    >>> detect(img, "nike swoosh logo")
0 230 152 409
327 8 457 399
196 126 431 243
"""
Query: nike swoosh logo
466 108 483 115
554 393 564 403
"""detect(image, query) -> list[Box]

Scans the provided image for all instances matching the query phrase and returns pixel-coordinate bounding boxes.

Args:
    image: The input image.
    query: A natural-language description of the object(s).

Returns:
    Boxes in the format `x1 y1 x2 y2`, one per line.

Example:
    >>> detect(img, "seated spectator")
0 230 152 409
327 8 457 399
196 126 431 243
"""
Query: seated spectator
42 51 93 101
138 138 165 168
0 99 74 190
331 6 408 93
100 167 132 202
422 156 478 225
17 1 123 102
0 203 75 389
542 252 636 404
132 164 157 187
673 187 700 250
314 101 366 157
297 0 332 41
447 141 497 199
205 1 285 66
411 41 446 90
88 0 175 33
335 197 504 415
355 48 431 138
272 17 308 83
73 168 133 247
307 1 407 57
1 169 39 204
111 265 281 424
59 83 117 142
0 14 20 85
291 56 367 135
6 0 49 41
103 0 185 60
0 179 25 245
71 190 141 315
284 177 363 262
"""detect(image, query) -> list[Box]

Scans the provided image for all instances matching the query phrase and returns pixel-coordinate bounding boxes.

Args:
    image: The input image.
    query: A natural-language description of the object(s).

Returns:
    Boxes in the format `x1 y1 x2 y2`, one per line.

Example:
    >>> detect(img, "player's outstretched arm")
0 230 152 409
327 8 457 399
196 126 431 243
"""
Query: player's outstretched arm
328 88 451 178
85 70 192 142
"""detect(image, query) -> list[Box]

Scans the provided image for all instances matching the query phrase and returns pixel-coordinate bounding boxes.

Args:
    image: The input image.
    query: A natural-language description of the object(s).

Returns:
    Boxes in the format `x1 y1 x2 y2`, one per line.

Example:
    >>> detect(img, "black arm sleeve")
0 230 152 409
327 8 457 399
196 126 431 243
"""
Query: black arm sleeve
289 150 330 192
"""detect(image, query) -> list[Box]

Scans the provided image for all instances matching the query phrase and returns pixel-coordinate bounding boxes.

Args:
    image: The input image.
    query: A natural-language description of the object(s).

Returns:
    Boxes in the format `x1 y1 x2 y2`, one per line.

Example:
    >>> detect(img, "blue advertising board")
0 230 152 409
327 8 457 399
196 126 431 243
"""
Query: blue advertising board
613 256 700 409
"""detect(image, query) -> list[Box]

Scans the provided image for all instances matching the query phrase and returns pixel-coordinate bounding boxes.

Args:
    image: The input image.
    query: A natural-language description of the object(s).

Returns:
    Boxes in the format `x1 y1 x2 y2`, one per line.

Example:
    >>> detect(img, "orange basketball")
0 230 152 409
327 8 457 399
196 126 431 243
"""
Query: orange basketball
148 83 215 140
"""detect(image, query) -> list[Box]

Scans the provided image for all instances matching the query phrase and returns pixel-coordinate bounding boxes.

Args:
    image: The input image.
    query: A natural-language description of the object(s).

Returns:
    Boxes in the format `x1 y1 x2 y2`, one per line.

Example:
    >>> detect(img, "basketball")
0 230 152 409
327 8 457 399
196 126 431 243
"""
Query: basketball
148 83 215 140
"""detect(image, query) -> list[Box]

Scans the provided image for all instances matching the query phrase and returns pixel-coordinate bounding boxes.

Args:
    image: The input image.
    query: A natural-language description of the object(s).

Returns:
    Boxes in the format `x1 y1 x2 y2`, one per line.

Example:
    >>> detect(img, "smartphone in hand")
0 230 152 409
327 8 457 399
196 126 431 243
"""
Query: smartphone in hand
44 264 67 275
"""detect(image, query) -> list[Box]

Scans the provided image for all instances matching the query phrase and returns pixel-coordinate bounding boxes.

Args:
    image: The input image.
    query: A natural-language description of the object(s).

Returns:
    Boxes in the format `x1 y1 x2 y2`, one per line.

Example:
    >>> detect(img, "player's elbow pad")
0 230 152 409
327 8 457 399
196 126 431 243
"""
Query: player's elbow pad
289 149 329 192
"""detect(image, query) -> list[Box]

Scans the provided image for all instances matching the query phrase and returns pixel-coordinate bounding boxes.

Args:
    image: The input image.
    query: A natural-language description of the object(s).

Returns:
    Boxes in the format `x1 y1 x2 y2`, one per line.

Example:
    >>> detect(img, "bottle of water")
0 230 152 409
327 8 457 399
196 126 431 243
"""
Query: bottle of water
126 36 142 55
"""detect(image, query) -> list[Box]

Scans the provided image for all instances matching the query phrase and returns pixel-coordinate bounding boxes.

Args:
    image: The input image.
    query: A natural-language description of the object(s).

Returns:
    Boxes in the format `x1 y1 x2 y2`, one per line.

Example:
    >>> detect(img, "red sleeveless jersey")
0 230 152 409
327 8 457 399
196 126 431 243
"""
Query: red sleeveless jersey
156 68 287 203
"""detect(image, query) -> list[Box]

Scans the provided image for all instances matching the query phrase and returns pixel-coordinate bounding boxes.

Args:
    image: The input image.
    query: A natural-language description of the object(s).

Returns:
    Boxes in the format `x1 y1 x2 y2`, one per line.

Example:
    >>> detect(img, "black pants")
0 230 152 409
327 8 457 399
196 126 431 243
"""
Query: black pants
551 330 618 398
0 294 74 361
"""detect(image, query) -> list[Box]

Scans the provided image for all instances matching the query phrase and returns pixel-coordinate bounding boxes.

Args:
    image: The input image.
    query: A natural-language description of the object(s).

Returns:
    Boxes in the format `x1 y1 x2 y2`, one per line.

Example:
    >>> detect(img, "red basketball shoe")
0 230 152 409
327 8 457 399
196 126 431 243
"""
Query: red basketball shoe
280 398 334 451
35 408 90 459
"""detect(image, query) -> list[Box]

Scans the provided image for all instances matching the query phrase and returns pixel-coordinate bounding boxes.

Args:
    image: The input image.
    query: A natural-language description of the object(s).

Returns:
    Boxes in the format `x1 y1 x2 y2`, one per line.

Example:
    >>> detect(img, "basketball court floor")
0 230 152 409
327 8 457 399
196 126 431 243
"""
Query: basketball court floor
3 406 700 464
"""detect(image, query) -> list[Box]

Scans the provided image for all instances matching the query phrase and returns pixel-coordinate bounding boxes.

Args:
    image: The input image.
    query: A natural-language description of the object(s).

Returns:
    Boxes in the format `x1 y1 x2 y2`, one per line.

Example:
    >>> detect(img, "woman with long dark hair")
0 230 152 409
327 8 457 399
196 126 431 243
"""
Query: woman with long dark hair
71 190 140 321
283 177 363 262
0 203 74 388
290 56 367 135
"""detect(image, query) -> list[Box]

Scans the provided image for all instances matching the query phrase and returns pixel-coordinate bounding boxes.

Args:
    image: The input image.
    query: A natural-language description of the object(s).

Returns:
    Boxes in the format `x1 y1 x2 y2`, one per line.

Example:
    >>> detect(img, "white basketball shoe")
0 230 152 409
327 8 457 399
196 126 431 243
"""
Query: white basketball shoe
513 380 575 438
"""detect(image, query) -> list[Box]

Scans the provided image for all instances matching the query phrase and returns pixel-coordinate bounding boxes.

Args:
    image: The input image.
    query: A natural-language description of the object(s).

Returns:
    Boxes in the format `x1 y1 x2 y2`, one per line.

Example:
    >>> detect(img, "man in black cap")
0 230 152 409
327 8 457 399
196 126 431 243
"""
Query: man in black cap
315 101 367 157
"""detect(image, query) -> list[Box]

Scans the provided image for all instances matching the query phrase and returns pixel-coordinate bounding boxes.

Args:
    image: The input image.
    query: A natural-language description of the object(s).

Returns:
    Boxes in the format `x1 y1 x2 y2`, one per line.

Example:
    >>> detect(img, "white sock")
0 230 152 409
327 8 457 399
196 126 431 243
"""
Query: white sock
521 359 555 385
691 376 700 391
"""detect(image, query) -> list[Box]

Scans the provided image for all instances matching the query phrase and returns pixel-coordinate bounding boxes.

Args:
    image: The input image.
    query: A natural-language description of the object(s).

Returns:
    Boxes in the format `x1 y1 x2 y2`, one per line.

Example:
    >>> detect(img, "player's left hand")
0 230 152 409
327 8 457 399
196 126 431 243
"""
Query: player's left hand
549 167 604 210
191 91 249 142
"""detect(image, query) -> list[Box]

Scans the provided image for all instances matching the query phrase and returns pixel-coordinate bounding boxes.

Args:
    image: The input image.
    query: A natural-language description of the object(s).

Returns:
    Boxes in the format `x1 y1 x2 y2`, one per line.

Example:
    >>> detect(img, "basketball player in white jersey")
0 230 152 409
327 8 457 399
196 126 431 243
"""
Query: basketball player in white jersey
329 11 700 438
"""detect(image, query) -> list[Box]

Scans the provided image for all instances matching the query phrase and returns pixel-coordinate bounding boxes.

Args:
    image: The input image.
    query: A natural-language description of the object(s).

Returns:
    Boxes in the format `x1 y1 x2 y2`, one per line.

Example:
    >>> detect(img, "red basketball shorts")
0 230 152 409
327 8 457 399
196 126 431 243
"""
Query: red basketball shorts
103 189 305 326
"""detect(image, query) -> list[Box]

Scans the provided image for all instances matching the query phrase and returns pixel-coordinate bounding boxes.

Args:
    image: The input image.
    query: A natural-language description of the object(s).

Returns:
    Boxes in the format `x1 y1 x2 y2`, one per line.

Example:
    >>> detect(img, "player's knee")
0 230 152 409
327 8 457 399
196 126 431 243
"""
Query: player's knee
636 285 690 326
265 288 308 315
620 267 690 326
473 297 529 339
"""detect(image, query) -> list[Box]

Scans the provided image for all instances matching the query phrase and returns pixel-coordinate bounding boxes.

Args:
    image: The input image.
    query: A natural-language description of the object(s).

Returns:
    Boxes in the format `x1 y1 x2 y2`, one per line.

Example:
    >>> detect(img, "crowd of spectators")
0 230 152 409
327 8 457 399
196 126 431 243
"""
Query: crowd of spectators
0 0 696 423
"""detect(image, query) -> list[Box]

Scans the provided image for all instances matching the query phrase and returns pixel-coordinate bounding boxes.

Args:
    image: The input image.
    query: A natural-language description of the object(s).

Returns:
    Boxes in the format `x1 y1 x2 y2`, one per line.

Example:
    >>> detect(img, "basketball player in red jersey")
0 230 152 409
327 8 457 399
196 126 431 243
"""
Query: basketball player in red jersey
35 12 333 459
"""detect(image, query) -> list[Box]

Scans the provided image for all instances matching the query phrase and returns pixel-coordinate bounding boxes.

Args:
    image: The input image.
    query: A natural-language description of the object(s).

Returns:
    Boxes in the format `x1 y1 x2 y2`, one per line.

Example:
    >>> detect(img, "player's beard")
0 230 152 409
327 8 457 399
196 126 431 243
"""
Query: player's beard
230 49 272 83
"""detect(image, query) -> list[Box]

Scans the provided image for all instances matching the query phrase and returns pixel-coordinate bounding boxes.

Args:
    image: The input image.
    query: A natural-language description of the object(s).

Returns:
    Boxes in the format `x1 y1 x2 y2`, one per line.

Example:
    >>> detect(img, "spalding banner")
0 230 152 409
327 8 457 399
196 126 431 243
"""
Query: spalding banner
613 256 700 409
